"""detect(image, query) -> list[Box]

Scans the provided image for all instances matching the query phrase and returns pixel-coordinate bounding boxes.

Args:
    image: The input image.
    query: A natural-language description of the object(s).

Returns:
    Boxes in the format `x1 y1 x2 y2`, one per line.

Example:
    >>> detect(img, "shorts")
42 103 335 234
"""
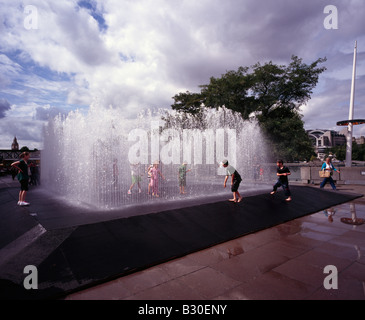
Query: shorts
179 178 186 187
20 179 29 191
132 175 142 184
231 179 241 192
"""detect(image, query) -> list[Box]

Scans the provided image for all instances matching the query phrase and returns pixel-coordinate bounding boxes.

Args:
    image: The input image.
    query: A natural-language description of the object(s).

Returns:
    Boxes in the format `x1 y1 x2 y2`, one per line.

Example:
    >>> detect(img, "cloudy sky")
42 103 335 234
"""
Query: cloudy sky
0 0 364 149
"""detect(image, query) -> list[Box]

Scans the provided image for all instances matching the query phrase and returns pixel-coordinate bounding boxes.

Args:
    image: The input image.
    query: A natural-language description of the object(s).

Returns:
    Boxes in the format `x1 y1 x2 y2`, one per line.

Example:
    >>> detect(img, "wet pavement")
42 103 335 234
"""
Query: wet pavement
1 176 364 300
65 183 365 300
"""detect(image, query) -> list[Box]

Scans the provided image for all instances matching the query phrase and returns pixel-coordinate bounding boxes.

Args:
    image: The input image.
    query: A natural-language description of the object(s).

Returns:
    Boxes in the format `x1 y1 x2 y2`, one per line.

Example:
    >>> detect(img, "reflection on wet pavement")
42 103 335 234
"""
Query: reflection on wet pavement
340 203 365 226
66 186 365 300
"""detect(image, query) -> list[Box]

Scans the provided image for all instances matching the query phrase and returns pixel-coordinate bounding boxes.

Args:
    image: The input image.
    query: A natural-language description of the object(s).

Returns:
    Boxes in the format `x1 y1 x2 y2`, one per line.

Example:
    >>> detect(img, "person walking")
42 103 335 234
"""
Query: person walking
320 157 340 190
271 160 292 202
11 152 31 206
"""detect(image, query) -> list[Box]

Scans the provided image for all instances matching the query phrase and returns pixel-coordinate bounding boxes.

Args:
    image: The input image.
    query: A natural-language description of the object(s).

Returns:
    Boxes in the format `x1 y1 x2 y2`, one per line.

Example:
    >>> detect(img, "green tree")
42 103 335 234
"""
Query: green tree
329 142 365 161
258 107 316 162
172 56 326 118
170 55 326 161
199 67 257 119
171 91 205 116
329 145 346 161
352 142 365 161
20 146 30 152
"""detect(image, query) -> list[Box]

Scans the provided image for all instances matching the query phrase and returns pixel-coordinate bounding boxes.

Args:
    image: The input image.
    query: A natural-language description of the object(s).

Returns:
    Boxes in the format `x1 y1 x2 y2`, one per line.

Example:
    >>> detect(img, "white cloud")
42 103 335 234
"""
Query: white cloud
0 116 44 149
0 0 365 149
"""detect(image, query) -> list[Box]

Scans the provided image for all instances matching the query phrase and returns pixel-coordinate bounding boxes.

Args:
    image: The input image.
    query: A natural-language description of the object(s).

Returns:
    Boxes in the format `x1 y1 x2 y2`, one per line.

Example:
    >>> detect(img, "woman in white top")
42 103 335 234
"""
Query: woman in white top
320 157 340 190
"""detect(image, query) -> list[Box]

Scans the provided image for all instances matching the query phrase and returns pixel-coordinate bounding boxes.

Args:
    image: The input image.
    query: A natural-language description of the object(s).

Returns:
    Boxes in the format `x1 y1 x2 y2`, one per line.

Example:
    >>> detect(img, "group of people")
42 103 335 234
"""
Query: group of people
11 151 341 206
127 161 191 197
221 156 340 203
220 158 291 203
127 162 166 197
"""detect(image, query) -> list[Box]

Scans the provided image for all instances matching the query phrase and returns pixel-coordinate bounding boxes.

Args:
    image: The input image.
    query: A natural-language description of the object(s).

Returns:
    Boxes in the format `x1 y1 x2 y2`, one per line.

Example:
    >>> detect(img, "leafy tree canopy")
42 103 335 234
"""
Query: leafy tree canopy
172 55 326 120
330 142 365 162
20 146 30 152
258 107 316 162
170 55 327 161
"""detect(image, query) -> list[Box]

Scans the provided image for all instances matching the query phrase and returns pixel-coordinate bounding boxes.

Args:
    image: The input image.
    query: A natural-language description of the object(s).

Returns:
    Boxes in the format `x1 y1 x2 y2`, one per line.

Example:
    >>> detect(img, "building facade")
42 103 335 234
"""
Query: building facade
307 129 346 160
0 137 41 175
11 136 19 150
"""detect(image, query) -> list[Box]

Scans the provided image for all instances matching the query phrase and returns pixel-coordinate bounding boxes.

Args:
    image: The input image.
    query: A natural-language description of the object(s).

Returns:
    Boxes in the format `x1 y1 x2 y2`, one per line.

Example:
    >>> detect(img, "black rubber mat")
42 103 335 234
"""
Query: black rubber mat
0 186 361 299
0 188 39 248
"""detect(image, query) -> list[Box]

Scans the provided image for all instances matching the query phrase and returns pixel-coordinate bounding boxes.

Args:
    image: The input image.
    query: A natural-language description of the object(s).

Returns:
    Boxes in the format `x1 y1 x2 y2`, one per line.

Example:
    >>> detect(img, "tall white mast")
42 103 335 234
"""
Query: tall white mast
345 41 357 167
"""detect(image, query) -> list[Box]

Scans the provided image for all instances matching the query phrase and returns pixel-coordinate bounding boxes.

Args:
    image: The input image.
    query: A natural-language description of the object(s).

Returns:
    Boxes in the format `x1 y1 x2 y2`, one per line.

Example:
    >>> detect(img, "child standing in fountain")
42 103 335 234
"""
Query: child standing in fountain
178 161 191 194
128 163 142 194
150 161 165 197
146 163 153 195
221 159 243 203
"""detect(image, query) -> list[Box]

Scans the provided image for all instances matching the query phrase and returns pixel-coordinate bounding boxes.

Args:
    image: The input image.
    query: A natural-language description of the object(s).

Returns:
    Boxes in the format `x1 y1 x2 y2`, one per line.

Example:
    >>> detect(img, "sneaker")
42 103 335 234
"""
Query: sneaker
20 201 30 206
138 189 142 194
127 190 131 195
17 201 21 206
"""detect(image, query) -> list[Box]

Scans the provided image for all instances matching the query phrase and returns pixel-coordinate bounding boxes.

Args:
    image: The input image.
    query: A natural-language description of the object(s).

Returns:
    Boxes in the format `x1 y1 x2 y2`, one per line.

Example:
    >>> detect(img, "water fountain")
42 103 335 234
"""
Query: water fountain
41 103 268 211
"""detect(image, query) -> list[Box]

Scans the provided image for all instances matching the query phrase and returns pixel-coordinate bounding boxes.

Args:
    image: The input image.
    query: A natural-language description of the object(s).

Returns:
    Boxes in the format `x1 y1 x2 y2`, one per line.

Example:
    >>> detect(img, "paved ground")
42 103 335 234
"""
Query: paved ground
64 183 365 300
1 176 364 300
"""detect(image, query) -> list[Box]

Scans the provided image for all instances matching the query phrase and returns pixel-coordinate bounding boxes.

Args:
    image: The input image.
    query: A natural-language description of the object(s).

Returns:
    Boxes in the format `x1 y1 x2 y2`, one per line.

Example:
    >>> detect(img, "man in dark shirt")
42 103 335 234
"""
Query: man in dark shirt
270 160 292 202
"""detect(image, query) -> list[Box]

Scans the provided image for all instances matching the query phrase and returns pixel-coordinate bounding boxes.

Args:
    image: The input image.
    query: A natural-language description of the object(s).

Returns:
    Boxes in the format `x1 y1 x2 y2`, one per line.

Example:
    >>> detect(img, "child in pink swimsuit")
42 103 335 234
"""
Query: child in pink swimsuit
150 162 165 197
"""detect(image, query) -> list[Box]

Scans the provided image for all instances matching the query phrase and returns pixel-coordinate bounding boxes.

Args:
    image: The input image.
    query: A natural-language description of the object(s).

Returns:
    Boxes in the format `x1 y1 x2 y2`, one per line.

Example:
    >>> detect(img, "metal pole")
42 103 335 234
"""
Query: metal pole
345 41 357 167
